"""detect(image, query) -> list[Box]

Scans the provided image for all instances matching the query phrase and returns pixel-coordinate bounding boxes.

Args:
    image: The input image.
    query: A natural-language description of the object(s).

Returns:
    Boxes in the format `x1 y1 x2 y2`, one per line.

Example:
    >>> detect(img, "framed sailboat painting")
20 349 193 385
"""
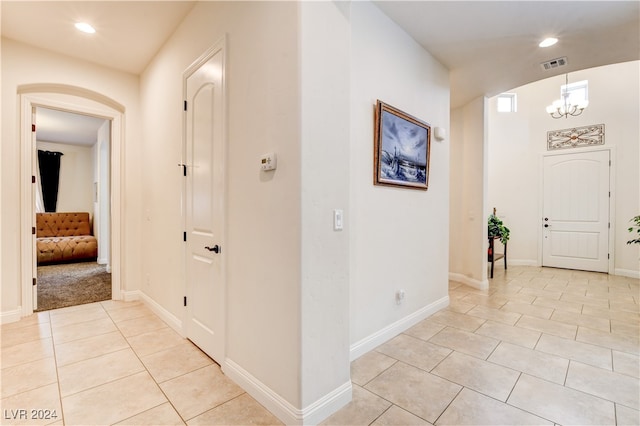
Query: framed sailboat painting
373 100 431 190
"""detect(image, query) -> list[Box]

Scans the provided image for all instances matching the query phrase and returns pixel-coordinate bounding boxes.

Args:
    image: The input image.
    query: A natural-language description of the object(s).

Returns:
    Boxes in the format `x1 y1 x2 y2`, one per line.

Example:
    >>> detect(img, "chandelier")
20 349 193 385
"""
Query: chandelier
546 74 588 119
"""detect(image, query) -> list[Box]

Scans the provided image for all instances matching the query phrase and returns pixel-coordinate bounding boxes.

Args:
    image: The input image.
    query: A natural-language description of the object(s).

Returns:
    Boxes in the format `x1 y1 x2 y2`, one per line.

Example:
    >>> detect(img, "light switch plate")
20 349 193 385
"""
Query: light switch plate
334 209 343 231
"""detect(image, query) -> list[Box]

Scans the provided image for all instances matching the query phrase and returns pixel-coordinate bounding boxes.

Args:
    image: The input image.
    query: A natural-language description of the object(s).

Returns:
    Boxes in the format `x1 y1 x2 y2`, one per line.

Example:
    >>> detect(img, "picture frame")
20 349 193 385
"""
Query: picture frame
374 100 431 190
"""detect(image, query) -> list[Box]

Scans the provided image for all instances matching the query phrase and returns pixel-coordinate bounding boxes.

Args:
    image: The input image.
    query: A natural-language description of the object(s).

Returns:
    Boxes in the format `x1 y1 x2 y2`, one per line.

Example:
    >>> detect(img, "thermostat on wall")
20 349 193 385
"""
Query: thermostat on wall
260 153 277 171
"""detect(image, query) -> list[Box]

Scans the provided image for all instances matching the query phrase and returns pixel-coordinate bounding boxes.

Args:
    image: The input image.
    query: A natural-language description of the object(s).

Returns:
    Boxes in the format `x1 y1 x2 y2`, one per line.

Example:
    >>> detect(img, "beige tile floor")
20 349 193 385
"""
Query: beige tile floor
1 266 638 425
324 266 639 426
1 300 281 426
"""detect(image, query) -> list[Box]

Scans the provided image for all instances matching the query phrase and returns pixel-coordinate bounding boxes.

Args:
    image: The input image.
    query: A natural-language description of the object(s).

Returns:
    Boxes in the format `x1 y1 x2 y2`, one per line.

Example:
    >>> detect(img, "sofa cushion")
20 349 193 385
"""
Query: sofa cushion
36 212 98 264
37 235 98 264
37 212 92 238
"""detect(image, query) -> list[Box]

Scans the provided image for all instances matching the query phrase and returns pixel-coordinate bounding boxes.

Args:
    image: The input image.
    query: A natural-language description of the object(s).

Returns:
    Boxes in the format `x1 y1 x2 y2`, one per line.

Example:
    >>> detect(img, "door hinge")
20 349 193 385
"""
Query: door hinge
32 175 36 184
32 124 36 132
608 222 611 229
183 100 187 111
32 226 36 235
33 278 37 286
608 253 610 259
609 160 611 166
183 232 187 242
184 296 187 307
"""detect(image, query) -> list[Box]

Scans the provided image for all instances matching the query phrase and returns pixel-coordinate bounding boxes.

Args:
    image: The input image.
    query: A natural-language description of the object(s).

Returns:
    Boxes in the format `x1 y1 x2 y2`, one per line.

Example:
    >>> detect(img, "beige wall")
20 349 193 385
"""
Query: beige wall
449 98 488 287
299 1 352 408
349 2 451 347
141 0 452 418
139 0 304 411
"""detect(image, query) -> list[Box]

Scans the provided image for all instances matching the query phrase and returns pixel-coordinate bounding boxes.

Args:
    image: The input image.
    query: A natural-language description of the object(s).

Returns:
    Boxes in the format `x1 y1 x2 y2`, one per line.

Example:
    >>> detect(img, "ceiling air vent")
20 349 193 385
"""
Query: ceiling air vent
541 57 568 71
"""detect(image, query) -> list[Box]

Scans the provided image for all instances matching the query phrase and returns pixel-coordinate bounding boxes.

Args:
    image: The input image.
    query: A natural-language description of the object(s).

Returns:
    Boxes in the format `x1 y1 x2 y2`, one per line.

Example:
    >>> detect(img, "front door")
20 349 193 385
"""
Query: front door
184 42 226 363
542 150 610 272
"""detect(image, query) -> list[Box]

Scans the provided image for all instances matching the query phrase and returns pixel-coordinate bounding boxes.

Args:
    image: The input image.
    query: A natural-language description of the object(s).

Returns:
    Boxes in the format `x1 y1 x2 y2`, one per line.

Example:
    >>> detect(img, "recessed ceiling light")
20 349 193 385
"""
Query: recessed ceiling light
75 22 96 34
539 37 558 48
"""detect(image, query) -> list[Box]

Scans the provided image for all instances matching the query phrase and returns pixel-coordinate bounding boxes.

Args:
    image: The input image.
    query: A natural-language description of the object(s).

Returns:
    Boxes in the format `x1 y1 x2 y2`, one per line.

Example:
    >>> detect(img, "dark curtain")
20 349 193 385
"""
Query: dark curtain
38 150 64 212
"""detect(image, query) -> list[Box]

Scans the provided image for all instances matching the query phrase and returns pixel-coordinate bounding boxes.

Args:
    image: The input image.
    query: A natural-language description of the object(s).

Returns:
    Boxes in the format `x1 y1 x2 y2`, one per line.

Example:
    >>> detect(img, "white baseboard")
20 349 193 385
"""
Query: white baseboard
615 268 640 279
224 359 352 425
449 272 488 290
299 380 352 426
121 289 141 302
138 291 184 335
349 296 449 362
509 259 538 266
119 289 183 335
1 307 22 324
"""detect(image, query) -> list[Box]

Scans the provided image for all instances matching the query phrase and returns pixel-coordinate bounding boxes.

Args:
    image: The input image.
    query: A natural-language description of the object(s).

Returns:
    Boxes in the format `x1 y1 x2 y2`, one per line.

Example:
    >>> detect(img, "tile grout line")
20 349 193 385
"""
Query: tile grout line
104 303 187 426
503 374 557 425
54 303 135 424
50 309 66 425
51 302 179 425
366 404 393 426
183 392 251 424
431 384 464 425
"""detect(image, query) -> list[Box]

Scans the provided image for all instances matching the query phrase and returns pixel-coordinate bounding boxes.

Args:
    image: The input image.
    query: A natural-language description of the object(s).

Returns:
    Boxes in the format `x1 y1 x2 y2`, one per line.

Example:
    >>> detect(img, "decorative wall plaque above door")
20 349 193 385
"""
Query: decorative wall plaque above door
547 124 604 151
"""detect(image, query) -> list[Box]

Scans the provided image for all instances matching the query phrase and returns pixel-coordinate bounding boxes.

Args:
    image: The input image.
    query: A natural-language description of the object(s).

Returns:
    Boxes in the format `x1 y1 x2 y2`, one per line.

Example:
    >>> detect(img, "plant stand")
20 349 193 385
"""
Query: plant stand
488 236 507 278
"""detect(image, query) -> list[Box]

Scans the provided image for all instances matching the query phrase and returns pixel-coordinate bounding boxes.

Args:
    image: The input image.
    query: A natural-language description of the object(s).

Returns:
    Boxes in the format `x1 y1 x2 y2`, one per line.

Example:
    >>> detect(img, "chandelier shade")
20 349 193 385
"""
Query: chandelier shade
547 74 588 119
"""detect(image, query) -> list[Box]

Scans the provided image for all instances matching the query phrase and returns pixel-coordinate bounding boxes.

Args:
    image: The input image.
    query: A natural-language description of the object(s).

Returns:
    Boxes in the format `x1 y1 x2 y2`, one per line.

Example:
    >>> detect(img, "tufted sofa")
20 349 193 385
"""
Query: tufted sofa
36 212 98 264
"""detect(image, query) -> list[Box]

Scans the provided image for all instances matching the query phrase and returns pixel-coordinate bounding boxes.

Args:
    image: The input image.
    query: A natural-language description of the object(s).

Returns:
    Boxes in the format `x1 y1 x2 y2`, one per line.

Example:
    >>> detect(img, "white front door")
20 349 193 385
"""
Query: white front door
184 43 226 363
542 150 610 272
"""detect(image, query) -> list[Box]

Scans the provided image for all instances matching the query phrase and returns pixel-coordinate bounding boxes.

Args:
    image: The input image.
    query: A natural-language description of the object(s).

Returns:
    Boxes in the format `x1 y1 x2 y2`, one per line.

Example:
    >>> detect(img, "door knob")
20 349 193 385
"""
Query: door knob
544 224 550 228
205 245 220 253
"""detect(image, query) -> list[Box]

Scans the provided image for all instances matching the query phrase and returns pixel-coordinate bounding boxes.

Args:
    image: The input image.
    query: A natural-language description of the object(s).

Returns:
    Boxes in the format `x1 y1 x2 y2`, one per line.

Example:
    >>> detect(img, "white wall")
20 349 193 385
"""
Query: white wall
488 61 640 276
36 141 94 215
449 98 489 287
1 38 142 314
141 1 451 421
299 1 352 411
350 2 450 349
139 0 304 412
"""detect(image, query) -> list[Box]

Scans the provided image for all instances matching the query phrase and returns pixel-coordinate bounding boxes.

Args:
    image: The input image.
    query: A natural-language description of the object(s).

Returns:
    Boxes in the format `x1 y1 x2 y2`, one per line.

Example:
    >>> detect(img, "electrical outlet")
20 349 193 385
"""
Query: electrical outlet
396 289 405 304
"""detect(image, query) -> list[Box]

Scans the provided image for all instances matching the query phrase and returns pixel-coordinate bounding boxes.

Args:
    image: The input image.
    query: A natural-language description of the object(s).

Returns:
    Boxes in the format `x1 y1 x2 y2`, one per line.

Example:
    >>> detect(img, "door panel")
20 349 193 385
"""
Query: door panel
542 150 609 272
185 45 225 363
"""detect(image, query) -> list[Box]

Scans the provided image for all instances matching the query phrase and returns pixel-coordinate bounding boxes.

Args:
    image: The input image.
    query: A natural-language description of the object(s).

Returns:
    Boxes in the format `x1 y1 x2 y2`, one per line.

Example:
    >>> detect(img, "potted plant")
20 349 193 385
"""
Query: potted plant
628 215 640 245
488 208 510 245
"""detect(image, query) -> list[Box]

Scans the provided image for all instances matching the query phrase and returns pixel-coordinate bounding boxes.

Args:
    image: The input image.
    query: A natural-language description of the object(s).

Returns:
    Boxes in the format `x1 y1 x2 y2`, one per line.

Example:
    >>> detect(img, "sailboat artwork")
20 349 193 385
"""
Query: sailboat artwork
374 100 431 190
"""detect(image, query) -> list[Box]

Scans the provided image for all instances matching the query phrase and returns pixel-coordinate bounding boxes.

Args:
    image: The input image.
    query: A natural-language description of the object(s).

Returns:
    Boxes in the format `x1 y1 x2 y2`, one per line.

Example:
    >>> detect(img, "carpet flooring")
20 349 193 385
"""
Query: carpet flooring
36 262 112 311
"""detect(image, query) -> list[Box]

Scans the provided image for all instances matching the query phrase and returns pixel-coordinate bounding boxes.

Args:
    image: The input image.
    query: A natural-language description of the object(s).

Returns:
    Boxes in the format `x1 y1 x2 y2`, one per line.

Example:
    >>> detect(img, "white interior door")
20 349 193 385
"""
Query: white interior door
184 43 226 363
542 150 610 272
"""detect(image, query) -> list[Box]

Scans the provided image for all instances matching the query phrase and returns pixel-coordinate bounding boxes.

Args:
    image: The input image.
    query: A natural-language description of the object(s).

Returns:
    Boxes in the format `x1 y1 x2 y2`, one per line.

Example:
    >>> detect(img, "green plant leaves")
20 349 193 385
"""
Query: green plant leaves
488 213 510 245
